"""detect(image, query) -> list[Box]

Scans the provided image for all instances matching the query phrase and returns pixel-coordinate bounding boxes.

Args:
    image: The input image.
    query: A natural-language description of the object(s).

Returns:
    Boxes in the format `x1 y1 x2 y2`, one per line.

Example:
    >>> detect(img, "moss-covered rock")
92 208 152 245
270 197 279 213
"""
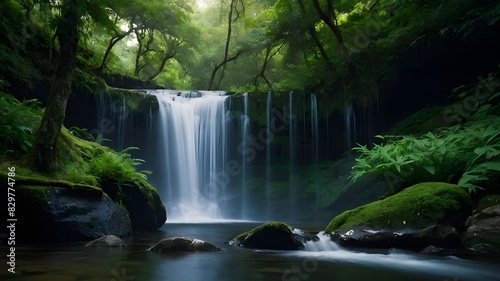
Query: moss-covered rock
121 182 166 231
226 221 315 250
326 182 472 232
325 182 472 250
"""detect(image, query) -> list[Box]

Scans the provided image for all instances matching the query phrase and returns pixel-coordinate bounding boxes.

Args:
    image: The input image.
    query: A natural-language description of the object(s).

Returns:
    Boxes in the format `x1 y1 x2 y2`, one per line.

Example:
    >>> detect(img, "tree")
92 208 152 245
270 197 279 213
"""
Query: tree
32 0 82 172
208 0 245 90
311 0 355 73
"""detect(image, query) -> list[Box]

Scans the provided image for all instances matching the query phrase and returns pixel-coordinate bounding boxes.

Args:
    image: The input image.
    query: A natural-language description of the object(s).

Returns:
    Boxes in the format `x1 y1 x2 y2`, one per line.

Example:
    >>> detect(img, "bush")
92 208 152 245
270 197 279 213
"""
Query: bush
350 116 500 193
89 147 152 187
0 92 43 159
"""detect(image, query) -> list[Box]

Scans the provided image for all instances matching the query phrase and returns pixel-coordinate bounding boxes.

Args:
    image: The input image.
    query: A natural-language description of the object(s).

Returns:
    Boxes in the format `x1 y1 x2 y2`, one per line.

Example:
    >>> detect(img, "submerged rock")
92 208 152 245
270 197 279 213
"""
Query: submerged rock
149 237 222 252
226 221 316 250
85 235 127 247
325 182 471 250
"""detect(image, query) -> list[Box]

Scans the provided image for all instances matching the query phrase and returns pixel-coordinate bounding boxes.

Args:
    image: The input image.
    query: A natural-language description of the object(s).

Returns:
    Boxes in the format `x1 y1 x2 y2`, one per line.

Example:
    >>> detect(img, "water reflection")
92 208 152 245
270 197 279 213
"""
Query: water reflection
1 223 499 281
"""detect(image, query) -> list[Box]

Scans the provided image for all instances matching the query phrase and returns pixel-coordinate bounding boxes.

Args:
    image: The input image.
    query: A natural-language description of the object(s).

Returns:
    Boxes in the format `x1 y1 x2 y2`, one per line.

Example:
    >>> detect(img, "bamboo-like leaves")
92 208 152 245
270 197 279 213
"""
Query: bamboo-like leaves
350 115 500 193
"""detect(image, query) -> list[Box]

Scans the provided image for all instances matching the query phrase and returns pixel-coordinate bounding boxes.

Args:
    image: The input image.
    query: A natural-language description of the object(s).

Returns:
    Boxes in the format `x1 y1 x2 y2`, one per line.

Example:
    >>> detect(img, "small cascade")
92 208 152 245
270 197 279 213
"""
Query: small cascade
152 90 228 221
288 91 297 221
345 101 357 150
265 91 273 219
310 94 319 163
240 93 250 219
95 94 129 150
304 232 340 252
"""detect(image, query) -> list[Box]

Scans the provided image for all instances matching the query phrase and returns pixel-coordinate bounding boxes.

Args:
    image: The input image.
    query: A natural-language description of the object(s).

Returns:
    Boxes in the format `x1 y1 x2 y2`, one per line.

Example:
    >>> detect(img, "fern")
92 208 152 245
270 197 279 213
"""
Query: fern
350 115 500 193
89 147 152 188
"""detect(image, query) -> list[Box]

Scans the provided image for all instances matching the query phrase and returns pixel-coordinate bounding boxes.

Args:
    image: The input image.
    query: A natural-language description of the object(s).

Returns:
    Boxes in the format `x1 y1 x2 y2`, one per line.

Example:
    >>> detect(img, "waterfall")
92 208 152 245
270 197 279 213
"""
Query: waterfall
310 94 319 163
152 90 228 222
288 91 297 221
345 101 356 150
265 91 272 219
240 93 250 219
304 232 340 252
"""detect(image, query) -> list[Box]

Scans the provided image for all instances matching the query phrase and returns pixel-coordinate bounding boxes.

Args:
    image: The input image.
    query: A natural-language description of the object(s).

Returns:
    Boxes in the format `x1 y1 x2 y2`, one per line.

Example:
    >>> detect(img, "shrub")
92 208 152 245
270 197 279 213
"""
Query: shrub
350 116 500 193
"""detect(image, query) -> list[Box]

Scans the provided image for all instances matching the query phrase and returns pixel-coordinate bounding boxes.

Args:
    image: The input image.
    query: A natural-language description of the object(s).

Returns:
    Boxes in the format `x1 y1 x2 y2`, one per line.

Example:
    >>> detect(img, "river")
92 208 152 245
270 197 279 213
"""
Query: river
2 222 499 281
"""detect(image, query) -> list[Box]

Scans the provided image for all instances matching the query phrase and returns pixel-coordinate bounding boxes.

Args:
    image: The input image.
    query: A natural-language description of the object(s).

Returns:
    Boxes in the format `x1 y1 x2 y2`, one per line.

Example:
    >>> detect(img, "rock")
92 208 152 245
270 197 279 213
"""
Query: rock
85 235 127 247
476 195 500 213
420 245 461 255
332 224 461 250
101 181 167 231
325 182 472 250
15 185 132 243
467 243 499 255
149 237 222 252
226 221 313 250
462 205 500 252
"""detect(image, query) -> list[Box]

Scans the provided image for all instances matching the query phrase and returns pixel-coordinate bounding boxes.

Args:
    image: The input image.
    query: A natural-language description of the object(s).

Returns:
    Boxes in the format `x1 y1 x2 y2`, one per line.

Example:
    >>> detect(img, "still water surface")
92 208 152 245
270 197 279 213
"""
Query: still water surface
2 222 499 281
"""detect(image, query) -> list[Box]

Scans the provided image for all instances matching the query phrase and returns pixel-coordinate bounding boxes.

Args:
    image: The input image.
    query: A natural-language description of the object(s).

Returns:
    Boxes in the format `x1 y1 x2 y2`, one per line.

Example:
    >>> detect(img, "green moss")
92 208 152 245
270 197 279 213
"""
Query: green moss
325 182 471 232
234 221 292 241
17 185 49 207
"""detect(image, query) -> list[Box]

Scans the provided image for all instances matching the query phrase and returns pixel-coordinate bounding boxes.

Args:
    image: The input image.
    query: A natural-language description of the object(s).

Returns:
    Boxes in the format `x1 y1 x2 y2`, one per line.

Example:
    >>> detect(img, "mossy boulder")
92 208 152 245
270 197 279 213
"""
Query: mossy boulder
226 222 315 250
149 237 222 253
11 184 132 243
325 182 472 250
101 181 166 231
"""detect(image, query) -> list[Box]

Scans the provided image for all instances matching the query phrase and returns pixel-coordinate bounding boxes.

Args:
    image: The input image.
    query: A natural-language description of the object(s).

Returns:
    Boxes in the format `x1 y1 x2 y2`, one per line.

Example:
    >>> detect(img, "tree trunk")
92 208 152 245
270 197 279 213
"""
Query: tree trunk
312 0 355 73
296 0 333 66
32 0 80 172
208 0 236 90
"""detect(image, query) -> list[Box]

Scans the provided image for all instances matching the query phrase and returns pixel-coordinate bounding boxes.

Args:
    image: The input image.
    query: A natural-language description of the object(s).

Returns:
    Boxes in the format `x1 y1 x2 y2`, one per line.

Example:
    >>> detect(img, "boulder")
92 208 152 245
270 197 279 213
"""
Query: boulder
149 237 222 252
476 195 500 212
325 182 471 250
331 224 461 250
85 235 127 247
462 205 500 252
15 185 132 243
101 181 166 231
226 221 315 250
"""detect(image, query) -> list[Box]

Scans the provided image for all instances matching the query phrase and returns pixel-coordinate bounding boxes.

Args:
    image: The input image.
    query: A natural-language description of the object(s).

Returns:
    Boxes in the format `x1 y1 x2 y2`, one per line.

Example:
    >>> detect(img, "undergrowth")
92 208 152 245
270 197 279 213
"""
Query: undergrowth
0 92 153 191
350 73 500 193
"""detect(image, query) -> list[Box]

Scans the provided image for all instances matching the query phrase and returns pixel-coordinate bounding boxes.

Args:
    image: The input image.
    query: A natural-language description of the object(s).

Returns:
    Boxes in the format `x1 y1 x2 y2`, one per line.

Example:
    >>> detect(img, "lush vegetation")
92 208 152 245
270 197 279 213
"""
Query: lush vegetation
325 182 471 232
350 72 500 193
1 0 498 94
0 90 152 194
0 92 43 159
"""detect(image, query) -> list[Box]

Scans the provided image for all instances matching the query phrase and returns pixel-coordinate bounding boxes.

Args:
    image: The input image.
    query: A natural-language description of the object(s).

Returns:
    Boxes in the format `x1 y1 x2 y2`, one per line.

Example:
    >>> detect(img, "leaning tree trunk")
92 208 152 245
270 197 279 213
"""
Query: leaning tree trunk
32 0 80 172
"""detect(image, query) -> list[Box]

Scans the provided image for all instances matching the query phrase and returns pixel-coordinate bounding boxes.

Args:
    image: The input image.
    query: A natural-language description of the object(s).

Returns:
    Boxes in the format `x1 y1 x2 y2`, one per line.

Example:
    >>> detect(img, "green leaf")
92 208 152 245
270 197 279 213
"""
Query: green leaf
422 165 436 175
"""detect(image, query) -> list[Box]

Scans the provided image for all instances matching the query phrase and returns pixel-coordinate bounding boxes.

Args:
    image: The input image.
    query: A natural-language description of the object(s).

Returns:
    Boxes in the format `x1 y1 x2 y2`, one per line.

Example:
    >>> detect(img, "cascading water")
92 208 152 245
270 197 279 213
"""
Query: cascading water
240 93 250 219
152 90 228 222
310 94 319 163
265 91 272 219
288 91 297 221
345 101 356 150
